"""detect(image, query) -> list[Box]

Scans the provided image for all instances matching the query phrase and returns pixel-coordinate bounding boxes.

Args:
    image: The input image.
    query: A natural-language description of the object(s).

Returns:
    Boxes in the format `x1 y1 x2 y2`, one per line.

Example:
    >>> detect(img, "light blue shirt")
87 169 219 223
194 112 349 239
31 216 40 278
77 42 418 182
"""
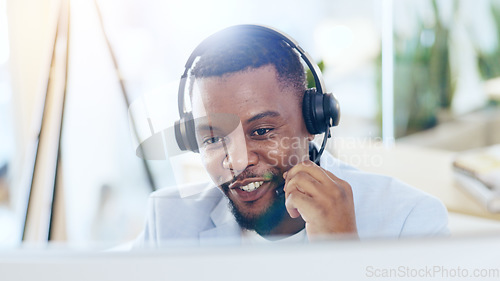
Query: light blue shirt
135 151 449 247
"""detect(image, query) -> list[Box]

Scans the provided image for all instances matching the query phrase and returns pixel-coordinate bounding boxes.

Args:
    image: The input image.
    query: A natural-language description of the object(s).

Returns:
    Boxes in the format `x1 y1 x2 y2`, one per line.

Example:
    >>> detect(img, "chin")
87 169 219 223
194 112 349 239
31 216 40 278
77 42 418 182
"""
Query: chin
232 197 271 218
226 188 287 235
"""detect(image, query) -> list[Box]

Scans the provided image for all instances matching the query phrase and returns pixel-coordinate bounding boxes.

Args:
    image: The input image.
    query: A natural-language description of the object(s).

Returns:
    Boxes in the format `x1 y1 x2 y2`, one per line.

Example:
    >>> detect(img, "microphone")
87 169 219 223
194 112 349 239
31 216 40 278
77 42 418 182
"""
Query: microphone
264 172 286 197
275 185 285 196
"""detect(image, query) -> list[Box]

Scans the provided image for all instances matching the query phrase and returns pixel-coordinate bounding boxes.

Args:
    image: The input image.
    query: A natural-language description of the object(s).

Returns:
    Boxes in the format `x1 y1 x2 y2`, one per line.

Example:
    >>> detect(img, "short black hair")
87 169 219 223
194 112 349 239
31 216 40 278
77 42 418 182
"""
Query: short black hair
190 32 306 95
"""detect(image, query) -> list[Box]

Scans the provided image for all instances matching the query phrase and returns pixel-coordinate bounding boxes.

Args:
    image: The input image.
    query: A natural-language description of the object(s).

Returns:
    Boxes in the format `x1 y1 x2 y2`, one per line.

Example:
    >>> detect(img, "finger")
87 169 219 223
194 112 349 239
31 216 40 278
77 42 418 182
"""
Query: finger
286 160 353 198
285 191 302 218
322 169 347 184
285 160 335 186
284 171 322 199
322 169 352 195
285 191 317 220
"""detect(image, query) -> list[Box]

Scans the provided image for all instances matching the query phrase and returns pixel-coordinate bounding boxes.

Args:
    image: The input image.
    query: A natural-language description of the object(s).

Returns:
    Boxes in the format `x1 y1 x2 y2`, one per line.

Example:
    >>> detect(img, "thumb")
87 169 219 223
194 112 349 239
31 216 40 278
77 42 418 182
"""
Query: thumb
285 195 301 218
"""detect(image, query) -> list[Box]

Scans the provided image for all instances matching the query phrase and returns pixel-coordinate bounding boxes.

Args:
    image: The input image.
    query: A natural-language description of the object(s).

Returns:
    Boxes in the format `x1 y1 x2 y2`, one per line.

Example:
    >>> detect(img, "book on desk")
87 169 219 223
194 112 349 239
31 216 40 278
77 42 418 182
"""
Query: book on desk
453 144 500 213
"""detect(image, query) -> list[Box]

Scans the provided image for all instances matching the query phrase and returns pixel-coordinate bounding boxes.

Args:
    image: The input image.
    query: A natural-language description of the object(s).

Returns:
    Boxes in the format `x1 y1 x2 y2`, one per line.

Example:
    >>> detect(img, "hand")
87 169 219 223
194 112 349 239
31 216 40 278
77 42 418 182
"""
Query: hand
283 160 358 240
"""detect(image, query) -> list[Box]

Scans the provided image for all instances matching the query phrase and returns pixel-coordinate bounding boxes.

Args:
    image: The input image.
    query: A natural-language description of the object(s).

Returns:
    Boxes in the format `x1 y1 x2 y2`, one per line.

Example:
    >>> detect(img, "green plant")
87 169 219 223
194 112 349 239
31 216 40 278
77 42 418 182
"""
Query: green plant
376 0 456 138
476 3 500 80
306 60 324 89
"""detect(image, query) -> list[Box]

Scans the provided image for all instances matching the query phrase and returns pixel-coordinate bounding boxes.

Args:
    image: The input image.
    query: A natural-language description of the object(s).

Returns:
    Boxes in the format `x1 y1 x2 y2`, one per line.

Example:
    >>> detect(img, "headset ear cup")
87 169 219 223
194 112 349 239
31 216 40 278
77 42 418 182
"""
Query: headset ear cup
325 93 340 127
185 114 199 153
174 119 186 151
174 112 199 153
303 88 321 134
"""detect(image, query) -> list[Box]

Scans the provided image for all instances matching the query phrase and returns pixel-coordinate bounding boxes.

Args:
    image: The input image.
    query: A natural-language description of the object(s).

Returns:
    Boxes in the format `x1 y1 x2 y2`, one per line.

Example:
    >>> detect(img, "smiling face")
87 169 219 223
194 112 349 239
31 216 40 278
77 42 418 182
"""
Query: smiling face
192 65 313 234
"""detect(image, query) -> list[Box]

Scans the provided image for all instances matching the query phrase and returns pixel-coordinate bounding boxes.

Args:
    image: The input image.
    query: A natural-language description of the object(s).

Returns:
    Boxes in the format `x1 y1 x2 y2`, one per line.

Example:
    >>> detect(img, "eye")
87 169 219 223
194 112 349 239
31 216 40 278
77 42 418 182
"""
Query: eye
251 128 273 137
203 136 224 145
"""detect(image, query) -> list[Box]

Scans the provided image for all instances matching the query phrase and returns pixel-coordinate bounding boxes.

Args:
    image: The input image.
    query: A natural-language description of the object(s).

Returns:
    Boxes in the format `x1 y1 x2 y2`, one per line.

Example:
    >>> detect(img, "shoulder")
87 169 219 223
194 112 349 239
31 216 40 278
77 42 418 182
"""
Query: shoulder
350 169 448 238
147 181 223 218
320 151 449 238
136 182 224 246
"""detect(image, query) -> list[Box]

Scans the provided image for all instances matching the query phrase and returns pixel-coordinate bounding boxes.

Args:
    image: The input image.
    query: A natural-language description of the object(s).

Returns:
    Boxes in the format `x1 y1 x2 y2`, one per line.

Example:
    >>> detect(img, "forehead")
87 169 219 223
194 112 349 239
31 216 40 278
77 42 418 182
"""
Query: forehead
191 65 299 119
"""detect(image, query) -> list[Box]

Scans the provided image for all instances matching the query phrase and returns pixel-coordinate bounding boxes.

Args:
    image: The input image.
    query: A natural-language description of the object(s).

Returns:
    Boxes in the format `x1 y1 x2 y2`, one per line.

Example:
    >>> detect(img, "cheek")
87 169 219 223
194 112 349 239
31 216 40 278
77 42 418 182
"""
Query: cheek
200 150 229 184
261 137 309 168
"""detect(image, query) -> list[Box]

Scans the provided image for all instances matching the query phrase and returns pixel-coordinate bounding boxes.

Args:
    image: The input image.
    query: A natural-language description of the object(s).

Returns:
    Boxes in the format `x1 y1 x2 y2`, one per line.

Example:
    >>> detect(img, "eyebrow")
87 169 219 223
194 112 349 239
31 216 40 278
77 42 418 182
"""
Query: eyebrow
195 123 220 133
246 111 281 124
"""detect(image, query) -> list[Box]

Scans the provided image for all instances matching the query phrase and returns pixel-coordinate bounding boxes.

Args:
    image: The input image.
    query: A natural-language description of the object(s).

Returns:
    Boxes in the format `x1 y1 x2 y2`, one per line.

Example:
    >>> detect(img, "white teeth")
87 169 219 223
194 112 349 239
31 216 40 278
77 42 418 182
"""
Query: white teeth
239 181 264 192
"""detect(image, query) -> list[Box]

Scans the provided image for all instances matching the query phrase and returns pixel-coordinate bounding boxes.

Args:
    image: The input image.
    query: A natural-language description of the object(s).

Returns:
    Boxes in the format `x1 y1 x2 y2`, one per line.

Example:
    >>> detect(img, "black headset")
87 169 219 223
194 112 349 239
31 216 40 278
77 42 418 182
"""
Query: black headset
174 24 340 160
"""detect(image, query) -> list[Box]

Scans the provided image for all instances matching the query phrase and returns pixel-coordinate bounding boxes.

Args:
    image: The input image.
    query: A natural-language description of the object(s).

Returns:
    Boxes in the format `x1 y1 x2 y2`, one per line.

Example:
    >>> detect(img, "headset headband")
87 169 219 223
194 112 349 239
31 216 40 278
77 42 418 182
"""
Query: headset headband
177 24 326 116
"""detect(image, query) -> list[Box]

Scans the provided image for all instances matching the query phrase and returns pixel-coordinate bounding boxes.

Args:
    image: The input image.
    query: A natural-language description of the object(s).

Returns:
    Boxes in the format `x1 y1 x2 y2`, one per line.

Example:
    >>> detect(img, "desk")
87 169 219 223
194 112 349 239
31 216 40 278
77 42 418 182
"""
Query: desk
333 141 500 221
3 236 500 281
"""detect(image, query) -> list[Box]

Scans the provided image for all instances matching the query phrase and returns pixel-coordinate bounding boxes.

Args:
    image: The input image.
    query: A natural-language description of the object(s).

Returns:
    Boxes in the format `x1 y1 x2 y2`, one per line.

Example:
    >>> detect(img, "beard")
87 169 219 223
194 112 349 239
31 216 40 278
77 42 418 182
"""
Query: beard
228 184 286 236
219 172 287 236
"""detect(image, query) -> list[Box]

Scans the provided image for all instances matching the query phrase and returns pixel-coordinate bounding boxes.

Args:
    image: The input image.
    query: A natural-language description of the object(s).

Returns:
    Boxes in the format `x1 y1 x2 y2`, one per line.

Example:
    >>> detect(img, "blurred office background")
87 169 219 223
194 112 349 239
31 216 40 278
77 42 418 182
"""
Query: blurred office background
1 0 499 248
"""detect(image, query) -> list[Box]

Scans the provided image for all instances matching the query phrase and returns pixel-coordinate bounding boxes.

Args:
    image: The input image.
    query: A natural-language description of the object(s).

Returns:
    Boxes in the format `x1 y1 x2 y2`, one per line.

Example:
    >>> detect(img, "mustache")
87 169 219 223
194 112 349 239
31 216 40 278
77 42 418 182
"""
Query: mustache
220 171 260 188
219 170 280 189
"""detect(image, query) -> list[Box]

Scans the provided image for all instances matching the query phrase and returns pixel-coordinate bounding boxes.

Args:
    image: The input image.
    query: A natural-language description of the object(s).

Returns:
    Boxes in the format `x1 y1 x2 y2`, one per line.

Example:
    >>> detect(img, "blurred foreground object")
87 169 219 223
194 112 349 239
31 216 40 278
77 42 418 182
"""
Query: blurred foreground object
453 145 500 213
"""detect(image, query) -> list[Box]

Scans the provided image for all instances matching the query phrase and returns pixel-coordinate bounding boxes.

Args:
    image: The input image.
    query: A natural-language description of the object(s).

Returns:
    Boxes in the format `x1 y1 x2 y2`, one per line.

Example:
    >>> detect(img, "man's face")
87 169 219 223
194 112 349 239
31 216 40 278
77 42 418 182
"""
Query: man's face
191 65 312 233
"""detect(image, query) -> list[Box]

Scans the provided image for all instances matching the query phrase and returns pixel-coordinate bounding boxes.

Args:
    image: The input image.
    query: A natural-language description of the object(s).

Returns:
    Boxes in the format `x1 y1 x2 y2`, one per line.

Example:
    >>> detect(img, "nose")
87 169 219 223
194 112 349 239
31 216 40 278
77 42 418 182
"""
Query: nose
222 138 258 174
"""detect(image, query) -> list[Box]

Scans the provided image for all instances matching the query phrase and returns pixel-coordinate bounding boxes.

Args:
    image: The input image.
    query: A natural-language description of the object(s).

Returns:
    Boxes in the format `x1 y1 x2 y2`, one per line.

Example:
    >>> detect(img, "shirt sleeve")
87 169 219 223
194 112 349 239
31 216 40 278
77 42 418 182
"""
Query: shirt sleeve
399 195 450 237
